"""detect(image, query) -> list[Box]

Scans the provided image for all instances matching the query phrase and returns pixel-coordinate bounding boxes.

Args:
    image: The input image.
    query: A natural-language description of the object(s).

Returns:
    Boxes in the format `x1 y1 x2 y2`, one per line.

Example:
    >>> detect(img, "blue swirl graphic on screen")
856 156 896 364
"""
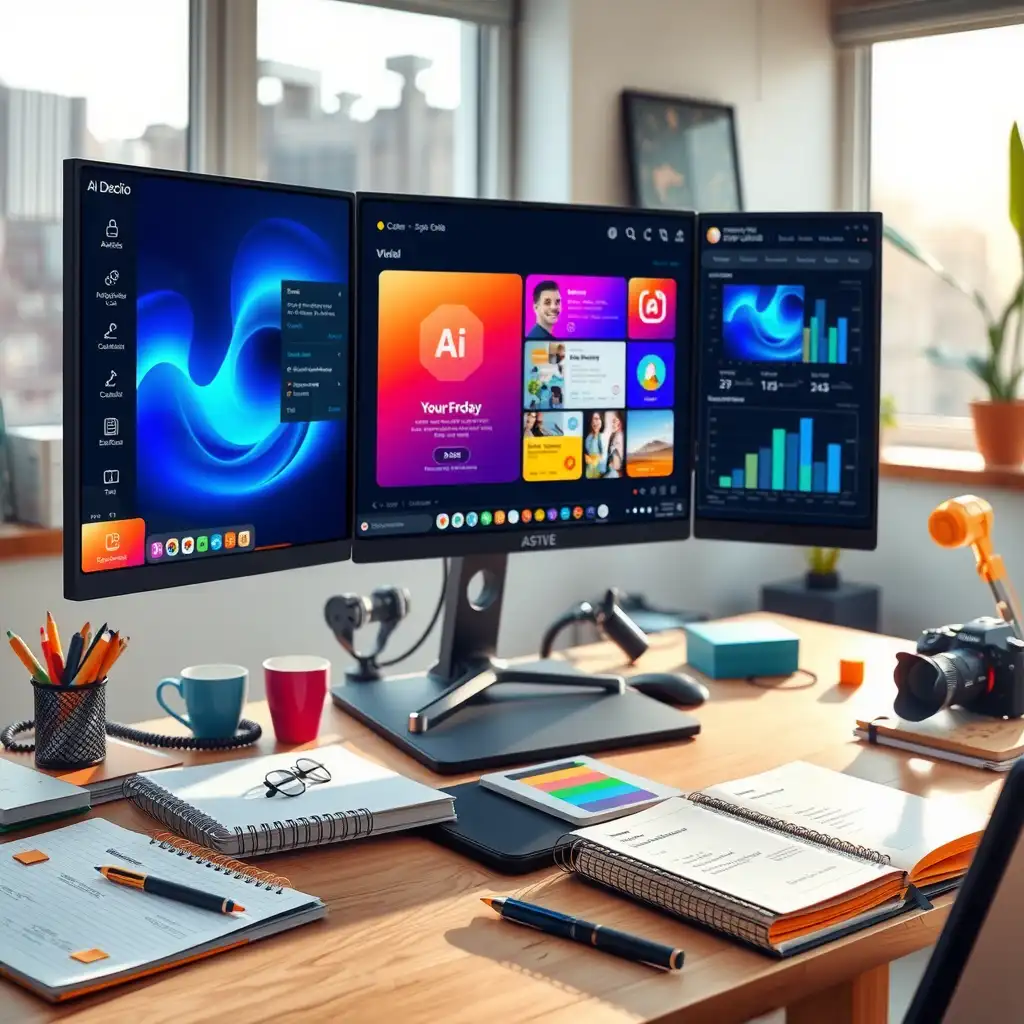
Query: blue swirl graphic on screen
136 218 341 511
722 284 805 361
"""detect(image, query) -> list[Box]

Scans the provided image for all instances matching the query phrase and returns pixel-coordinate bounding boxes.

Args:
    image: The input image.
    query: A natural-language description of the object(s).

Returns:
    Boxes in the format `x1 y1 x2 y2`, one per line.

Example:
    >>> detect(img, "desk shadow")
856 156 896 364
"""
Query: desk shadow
445 916 683 1013
817 683 860 704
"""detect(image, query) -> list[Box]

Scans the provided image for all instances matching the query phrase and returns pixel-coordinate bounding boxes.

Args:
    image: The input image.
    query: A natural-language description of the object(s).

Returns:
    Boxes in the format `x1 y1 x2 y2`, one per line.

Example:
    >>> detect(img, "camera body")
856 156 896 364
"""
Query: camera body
902 616 1024 719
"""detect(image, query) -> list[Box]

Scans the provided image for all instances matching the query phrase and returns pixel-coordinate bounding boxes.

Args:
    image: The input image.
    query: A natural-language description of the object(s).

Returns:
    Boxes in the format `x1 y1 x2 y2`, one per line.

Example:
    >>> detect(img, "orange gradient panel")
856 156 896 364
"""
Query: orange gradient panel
81 519 146 573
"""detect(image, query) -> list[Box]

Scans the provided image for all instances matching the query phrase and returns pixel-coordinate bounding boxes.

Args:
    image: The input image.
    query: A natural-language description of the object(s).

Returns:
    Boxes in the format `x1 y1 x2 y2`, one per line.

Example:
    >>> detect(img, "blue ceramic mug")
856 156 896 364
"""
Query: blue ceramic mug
156 664 248 739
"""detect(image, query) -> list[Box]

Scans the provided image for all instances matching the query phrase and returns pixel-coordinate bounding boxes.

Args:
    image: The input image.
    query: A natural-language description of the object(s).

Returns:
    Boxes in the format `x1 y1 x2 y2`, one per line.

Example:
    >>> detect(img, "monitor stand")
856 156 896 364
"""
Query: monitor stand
330 554 700 774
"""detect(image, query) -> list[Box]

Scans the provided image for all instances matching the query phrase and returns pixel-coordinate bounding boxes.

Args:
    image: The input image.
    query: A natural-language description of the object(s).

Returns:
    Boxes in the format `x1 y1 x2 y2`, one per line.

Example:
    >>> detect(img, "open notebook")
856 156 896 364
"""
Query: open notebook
124 745 456 857
0 818 324 1002
556 760 987 957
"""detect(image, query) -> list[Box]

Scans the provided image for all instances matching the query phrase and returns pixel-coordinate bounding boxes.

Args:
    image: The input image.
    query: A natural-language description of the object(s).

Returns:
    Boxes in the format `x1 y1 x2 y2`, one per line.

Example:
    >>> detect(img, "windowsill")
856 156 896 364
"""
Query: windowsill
881 445 1024 491
0 523 63 562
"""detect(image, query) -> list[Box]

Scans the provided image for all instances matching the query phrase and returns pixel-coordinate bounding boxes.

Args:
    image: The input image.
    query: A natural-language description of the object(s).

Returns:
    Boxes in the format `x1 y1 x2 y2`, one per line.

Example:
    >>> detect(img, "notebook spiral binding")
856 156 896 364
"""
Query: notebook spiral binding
123 775 375 856
687 793 892 866
148 832 292 893
555 836 777 950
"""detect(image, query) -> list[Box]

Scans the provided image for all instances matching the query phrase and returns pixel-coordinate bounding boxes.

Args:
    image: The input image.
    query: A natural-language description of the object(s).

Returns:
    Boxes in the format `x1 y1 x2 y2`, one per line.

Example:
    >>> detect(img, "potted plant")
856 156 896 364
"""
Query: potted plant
880 394 897 449
883 122 1024 467
806 546 841 591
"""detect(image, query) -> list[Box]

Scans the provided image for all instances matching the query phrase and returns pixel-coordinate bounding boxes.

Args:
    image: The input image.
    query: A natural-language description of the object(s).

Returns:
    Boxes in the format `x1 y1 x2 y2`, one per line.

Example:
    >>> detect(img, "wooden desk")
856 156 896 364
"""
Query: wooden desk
2 614 1005 1024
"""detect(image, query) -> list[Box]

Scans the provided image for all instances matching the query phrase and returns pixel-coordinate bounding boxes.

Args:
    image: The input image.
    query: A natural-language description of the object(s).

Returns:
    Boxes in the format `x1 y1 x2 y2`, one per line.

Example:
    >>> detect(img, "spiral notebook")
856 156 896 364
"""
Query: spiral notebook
124 745 456 857
555 761 987 957
0 818 324 1002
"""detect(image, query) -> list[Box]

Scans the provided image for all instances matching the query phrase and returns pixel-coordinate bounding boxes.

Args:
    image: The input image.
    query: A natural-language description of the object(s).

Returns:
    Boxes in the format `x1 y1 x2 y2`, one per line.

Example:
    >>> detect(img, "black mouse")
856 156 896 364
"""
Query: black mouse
629 671 709 707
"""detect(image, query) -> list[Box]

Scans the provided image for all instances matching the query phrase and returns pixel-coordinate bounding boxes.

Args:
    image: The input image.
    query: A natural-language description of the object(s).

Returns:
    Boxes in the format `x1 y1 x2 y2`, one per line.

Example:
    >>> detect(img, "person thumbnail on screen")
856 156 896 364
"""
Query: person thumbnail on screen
523 342 568 409
527 279 562 339
582 409 627 479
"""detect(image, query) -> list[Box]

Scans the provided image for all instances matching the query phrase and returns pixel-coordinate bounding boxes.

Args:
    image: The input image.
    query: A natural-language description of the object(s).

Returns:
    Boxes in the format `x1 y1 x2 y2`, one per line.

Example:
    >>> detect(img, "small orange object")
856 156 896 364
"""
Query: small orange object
13 849 49 866
839 659 865 687
70 949 109 964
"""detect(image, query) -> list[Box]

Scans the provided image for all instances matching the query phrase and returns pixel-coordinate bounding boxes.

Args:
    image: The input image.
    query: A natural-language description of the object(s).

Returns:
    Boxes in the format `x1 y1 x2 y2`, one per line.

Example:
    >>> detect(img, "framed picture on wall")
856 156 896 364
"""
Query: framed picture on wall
622 90 743 212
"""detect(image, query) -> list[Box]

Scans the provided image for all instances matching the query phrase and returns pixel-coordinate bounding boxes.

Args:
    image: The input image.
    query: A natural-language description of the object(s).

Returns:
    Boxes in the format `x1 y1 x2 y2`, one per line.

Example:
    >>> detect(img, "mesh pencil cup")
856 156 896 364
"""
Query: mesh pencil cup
32 680 106 769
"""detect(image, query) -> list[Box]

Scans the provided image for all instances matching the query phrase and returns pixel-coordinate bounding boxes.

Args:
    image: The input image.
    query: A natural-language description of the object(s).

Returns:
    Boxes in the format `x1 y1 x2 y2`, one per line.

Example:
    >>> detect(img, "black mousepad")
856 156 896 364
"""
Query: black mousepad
427 781 570 874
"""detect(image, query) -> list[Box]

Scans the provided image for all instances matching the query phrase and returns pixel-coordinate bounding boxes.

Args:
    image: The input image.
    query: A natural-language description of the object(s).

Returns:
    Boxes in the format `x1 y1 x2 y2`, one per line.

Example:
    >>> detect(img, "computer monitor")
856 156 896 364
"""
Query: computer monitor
63 161 354 600
903 760 1024 1024
353 195 695 560
692 212 882 549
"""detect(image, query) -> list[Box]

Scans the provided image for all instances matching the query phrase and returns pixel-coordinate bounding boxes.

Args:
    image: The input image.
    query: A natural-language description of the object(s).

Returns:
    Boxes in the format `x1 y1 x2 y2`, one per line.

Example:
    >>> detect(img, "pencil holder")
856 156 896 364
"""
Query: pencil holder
32 680 106 769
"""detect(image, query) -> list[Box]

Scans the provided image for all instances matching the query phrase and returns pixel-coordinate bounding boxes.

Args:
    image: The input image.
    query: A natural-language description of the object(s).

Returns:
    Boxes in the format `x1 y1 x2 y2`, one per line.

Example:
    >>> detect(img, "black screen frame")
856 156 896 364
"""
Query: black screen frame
691 211 882 551
903 761 1024 1024
350 192 696 566
63 160 355 601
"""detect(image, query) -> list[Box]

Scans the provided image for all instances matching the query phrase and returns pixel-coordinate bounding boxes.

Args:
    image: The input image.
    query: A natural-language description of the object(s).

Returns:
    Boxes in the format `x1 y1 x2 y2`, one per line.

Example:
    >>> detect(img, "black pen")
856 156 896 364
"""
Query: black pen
96 866 246 914
481 896 683 970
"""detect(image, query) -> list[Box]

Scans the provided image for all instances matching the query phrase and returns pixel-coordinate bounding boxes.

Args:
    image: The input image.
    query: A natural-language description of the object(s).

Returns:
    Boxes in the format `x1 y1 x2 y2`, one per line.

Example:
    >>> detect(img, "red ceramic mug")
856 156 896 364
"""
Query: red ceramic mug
263 655 330 744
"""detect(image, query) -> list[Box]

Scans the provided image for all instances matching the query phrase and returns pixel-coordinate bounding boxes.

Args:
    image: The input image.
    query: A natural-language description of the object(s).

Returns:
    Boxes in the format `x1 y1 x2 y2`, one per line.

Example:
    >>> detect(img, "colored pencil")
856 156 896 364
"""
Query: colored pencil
78 622 107 675
75 630 110 685
40 628 61 686
7 630 49 683
79 622 91 639
99 638 127 681
63 632 84 685
95 630 121 680
45 611 63 662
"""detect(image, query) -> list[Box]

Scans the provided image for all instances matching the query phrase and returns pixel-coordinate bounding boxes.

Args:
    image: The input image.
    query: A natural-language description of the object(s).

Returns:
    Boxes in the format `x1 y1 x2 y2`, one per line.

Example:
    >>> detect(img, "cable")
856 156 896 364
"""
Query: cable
745 668 818 691
377 558 449 668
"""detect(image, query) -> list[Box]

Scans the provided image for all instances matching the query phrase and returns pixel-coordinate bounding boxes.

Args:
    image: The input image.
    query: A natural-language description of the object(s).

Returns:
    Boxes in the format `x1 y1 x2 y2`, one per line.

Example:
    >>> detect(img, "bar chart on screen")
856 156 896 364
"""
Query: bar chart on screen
704 408 858 506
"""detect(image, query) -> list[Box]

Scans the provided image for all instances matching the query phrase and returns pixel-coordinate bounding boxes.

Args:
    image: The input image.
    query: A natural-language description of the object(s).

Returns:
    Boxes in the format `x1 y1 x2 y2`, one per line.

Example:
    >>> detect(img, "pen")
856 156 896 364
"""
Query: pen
95 866 246 915
481 897 684 971
7 630 49 684
63 632 84 685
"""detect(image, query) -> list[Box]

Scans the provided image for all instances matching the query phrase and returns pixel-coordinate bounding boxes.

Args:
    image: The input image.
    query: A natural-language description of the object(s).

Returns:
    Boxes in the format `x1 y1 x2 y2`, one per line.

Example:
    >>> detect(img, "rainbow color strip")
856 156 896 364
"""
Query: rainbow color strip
507 759 656 813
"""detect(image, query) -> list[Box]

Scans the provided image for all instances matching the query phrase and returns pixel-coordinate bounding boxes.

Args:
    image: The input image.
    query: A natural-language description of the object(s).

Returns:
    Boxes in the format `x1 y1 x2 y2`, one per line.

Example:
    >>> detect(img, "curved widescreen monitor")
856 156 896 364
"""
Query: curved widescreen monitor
63 161 354 599
353 195 696 563
692 212 882 549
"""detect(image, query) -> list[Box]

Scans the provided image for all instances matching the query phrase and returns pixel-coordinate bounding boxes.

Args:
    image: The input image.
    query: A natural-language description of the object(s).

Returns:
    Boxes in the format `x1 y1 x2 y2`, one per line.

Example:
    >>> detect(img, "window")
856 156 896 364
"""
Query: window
256 0 479 196
0 0 190 427
870 25 1024 430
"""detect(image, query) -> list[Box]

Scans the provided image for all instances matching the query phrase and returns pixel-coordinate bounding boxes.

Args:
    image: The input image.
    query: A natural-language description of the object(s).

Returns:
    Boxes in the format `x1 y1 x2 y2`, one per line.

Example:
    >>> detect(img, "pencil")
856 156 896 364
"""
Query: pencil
95 631 121 680
78 622 107 674
99 638 127 682
7 630 49 683
45 611 63 662
75 630 110 685
79 622 91 639
40 628 60 686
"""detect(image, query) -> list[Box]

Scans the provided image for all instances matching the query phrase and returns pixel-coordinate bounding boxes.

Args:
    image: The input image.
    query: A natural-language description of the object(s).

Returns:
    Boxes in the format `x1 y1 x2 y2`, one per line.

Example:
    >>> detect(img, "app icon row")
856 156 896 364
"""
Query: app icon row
149 529 251 560
435 504 610 530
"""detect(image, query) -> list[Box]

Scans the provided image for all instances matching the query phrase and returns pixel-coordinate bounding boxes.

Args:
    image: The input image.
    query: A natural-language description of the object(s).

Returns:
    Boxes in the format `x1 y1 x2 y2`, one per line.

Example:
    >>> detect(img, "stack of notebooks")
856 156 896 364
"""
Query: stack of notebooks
556 761 987 956
123 745 456 856
0 818 325 1002
0 758 89 831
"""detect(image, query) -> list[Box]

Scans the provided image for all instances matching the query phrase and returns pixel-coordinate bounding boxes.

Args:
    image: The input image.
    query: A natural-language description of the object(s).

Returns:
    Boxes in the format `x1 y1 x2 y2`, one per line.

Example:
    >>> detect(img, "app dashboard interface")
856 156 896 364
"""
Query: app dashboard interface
76 166 351 574
694 215 880 529
355 200 695 540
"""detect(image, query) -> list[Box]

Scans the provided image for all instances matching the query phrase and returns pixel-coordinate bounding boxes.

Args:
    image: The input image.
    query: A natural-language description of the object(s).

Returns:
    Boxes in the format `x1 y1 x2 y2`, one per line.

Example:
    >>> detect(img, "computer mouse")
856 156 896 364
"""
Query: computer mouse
629 671 709 707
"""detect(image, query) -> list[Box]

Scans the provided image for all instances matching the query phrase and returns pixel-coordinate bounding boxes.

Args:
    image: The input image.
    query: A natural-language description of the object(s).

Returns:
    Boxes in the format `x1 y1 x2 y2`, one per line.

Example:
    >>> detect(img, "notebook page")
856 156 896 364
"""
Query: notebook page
0 760 88 817
0 818 316 992
699 761 987 872
139 745 451 831
573 797 899 916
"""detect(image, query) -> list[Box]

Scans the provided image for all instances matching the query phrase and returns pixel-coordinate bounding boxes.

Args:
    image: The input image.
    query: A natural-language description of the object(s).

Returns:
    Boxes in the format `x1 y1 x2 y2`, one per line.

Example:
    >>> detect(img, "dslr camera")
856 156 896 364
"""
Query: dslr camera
893 616 1024 721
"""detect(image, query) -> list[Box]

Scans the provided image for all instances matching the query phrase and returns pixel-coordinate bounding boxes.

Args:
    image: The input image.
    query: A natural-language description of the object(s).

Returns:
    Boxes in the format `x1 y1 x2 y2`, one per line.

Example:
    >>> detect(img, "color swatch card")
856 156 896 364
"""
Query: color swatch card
479 756 680 825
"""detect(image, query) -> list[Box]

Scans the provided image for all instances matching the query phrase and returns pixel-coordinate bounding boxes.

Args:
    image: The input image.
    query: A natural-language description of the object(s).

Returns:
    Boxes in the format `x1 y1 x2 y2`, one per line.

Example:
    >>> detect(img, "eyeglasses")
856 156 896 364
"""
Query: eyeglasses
263 758 332 798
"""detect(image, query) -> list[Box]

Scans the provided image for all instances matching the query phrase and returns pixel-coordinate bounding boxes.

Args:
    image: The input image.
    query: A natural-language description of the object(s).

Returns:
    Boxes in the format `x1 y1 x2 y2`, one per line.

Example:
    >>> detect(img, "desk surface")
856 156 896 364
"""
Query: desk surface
1 614 1005 1024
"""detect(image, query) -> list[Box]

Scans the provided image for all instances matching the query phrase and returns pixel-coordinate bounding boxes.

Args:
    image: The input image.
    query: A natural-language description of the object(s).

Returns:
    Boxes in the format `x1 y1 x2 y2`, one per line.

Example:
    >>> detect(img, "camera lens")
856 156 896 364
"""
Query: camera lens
893 648 987 721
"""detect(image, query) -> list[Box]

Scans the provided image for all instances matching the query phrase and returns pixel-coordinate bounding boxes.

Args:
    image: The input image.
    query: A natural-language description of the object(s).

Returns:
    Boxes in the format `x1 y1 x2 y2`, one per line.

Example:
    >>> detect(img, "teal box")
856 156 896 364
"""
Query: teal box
684 621 800 679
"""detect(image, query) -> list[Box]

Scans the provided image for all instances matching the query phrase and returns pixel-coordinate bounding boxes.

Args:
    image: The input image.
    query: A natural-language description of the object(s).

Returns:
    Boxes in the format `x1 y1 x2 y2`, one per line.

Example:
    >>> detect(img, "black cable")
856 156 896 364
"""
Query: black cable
377 558 449 668
745 668 818 691
1 718 262 753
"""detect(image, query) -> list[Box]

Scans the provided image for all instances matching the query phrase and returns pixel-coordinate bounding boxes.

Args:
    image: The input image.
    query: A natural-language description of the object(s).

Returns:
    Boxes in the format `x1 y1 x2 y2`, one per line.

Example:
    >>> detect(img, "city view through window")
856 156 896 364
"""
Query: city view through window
0 0 469 427
871 24 1024 420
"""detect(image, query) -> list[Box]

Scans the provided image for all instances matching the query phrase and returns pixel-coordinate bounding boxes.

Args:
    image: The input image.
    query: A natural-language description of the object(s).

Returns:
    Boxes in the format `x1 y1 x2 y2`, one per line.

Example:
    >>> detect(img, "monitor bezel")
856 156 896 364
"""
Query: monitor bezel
350 192 696 565
691 210 882 551
63 159 355 601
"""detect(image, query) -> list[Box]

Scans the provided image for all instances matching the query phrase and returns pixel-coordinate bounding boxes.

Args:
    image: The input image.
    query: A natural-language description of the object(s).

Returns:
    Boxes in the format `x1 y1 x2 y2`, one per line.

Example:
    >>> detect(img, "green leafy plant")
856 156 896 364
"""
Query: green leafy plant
807 546 841 576
880 393 897 432
883 122 1024 402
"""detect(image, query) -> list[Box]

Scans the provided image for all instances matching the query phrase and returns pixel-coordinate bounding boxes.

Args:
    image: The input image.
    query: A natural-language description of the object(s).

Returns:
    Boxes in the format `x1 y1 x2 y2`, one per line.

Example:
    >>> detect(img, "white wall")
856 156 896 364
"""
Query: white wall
1 0 879 726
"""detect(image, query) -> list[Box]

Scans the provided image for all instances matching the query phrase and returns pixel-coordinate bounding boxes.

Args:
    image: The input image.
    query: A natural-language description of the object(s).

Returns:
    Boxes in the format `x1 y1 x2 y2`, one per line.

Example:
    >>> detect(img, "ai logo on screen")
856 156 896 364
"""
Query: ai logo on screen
420 304 484 382
638 289 668 324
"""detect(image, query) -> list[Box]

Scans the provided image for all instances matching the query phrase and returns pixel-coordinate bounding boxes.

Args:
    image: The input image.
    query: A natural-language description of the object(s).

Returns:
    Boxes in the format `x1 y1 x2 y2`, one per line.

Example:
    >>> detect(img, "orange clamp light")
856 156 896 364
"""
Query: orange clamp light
928 494 1004 582
839 659 865 687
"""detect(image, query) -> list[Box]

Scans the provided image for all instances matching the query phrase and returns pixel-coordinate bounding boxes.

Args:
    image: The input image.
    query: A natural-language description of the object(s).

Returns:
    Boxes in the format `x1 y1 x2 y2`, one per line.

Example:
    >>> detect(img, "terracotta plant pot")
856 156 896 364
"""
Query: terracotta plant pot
970 401 1024 468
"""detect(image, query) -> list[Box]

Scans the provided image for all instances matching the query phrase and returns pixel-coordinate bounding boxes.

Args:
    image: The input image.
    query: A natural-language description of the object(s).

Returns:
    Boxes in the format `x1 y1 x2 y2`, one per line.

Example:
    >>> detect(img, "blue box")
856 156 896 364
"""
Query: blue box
684 620 800 679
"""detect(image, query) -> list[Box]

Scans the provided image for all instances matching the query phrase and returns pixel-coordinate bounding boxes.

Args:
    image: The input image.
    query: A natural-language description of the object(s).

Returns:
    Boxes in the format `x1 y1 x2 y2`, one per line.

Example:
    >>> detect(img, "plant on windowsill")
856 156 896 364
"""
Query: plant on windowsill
805 546 841 591
880 393 897 450
883 122 1024 468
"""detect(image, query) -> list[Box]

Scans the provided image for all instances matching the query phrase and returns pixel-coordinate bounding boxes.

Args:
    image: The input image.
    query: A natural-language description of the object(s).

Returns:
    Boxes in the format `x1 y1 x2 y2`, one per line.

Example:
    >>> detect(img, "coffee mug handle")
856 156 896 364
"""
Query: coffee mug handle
155 677 191 731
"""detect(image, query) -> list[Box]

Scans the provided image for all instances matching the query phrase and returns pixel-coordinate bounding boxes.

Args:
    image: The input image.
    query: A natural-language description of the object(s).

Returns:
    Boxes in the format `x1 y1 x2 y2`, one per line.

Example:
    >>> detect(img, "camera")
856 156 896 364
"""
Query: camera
893 616 1024 722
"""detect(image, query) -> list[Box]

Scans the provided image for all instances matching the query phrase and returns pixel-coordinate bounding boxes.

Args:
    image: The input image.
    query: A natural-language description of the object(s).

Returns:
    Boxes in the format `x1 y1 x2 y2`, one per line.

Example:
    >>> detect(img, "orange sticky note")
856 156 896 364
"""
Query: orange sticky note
70 949 109 964
839 659 865 687
13 850 48 866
